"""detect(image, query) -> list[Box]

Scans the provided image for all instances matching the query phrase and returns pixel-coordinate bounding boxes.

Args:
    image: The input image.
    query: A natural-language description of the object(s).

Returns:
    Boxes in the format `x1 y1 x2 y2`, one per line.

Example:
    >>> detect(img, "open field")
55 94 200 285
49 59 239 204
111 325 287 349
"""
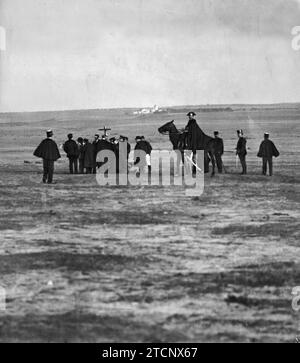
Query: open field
0 106 299 342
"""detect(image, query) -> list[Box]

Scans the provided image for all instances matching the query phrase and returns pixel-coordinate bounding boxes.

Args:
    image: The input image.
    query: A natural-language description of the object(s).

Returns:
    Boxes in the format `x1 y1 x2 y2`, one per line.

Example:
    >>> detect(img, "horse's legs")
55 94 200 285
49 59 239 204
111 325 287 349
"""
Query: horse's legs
181 150 191 175
210 151 216 177
183 152 190 175
180 150 188 175
175 150 181 175
204 151 210 173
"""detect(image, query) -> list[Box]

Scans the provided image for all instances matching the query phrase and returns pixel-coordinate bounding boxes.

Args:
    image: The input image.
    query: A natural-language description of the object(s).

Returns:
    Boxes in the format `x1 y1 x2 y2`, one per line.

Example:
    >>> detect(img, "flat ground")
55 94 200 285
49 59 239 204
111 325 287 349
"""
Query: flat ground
0 106 299 342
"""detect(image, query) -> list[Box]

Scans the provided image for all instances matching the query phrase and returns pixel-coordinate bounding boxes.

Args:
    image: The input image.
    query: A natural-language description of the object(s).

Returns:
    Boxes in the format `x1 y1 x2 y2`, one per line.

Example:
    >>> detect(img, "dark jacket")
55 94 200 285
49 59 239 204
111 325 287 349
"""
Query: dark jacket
134 141 152 166
63 139 79 158
236 137 247 156
135 141 152 155
96 140 115 154
257 139 280 158
34 138 61 161
83 142 95 168
214 137 224 155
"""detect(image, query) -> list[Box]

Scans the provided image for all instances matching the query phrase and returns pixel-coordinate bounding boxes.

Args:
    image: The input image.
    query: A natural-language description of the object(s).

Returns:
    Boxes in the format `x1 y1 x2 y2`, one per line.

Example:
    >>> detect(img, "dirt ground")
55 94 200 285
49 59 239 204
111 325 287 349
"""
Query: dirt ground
0 106 299 342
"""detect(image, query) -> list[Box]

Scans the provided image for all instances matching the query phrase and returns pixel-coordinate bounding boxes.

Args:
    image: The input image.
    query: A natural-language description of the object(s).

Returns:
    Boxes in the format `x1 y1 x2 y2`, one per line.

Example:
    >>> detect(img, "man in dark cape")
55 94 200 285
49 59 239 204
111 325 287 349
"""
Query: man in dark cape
185 112 210 173
236 130 247 175
34 130 61 184
63 133 79 174
185 112 206 152
257 133 280 176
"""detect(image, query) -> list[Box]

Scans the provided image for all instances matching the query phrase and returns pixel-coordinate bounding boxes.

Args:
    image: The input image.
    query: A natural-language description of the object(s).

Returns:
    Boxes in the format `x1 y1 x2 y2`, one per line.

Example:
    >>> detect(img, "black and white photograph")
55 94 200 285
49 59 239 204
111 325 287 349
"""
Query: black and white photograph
0 0 299 344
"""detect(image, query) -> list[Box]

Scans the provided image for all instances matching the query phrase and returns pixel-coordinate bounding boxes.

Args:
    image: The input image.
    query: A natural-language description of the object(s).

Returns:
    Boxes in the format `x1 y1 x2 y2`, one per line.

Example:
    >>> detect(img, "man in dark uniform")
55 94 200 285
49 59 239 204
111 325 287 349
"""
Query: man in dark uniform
63 133 79 174
214 131 224 173
34 130 61 184
236 130 247 175
257 133 280 176
77 137 85 174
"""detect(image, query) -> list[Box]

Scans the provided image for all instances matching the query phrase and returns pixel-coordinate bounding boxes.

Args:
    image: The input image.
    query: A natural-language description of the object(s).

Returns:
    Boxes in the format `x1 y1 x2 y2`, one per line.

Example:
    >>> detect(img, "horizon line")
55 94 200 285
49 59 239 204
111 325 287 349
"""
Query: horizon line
1 101 300 115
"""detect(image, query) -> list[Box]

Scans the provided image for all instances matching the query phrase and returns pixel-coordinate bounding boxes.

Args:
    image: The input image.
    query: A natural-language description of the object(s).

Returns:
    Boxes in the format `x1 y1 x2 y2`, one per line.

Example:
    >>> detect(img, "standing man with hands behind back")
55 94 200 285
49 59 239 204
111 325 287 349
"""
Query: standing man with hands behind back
63 133 79 174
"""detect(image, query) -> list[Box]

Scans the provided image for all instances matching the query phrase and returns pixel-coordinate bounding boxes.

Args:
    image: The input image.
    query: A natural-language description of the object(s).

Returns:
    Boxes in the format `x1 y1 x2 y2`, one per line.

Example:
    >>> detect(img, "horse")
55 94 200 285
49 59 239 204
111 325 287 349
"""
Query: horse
158 120 217 176
158 120 189 175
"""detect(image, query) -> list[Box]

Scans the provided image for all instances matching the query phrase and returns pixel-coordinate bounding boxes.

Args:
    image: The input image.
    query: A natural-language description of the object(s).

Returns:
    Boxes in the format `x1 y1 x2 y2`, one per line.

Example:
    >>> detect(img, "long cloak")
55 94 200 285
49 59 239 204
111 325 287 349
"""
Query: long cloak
258 140 280 158
185 119 206 151
34 139 61 161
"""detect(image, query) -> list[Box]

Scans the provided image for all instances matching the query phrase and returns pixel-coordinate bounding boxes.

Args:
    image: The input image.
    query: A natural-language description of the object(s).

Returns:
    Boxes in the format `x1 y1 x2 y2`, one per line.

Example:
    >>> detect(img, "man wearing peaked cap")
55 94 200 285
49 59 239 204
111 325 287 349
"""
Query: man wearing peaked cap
257 132 280 176
185 111 210 173
34 130 61 184
187 111 196 117
46 129 53 138
236 129 247 175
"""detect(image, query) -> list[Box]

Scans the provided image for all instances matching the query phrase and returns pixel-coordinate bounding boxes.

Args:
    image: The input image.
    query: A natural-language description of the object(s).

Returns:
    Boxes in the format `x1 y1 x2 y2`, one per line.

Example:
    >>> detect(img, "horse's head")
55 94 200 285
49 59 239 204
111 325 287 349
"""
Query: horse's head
158 120 175 135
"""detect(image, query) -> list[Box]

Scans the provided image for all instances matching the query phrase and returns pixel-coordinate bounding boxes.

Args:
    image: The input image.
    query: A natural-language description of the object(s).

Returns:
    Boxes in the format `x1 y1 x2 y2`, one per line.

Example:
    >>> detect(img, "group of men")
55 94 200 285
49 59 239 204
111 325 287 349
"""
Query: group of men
33 131 153 184
63 133 115 175
33 114 280 184
183 111 280 176
213 128 280 176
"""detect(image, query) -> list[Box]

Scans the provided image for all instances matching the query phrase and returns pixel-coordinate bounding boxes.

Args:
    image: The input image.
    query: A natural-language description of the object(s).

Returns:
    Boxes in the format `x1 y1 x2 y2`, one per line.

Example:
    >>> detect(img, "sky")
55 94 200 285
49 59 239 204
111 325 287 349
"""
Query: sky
0 0 300 112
